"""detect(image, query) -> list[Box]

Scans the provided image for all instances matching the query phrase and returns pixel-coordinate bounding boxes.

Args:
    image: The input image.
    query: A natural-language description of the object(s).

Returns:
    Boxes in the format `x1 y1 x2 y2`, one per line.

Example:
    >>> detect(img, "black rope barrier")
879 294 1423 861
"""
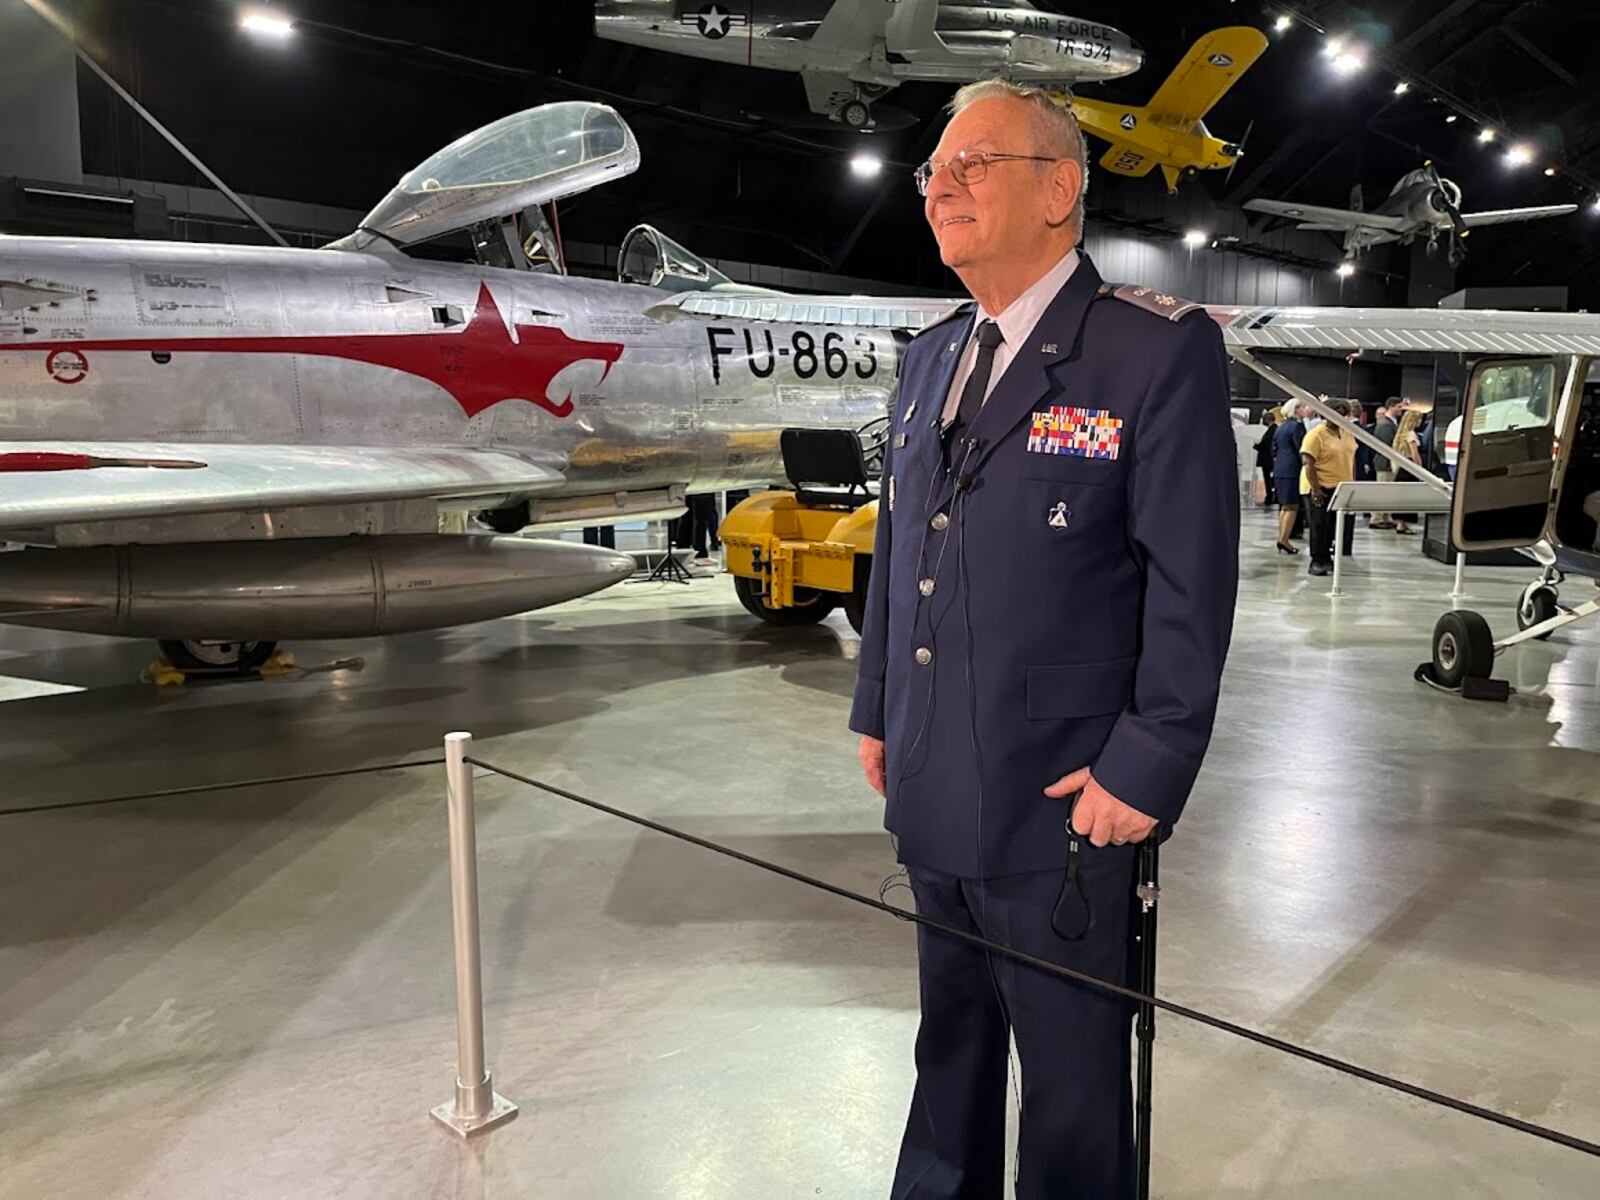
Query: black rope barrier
465 756 1600 1161
0 757 447 818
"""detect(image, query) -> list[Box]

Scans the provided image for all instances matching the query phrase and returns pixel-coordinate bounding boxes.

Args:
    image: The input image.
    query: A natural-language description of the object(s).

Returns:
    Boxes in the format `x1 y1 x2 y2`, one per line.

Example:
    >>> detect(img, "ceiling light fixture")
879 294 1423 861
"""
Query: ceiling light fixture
1504 143 1533 168
1393 81 1410 95
1544 166 1557 177
1182 229 1209 249
1336 262 1355 278
239 9 294 39
1329 47 1368 77
1478 127 1497 144
1445 114 1458 124
1273 15 1292 34
849 152 882 180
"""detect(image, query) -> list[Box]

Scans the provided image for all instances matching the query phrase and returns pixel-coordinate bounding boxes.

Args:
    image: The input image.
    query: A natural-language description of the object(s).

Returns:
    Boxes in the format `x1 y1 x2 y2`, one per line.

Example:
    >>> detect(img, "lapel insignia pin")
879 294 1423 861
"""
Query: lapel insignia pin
903 402 916 422
1048 501 1071 530
1041 342 1058 354
948 342 958 352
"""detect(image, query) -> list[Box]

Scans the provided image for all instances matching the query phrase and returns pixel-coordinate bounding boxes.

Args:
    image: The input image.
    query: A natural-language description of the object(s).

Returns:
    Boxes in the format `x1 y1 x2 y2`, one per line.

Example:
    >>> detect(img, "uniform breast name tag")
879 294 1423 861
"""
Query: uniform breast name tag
1027 406 1123 460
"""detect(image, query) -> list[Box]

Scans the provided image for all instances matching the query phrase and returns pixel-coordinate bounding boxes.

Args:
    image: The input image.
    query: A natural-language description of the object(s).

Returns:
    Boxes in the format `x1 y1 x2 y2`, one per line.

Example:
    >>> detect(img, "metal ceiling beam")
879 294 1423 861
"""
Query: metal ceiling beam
1496 27 1576 87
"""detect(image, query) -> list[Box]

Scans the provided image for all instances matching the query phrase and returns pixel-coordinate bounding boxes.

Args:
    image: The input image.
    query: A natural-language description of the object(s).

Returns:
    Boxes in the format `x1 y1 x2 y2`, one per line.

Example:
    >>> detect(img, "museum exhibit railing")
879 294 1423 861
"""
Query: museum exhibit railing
9 733 1598 1195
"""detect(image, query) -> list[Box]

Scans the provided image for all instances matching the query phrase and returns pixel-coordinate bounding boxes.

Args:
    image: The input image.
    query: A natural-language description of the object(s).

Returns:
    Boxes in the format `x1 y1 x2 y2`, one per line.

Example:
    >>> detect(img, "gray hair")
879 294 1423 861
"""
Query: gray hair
948 79 1089 237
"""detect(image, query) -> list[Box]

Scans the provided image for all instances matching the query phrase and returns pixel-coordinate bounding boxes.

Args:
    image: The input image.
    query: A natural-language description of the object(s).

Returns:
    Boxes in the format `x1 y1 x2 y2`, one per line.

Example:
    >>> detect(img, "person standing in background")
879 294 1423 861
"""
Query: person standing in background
1273 403 1309 554
1301 398 1357 575
1254 408 1280 507
1370 400 1400 529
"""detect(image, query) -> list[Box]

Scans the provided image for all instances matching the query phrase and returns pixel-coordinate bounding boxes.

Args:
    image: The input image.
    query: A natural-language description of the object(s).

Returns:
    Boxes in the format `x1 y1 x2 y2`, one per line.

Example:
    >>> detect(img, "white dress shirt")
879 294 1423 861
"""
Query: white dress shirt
940 248 1080 426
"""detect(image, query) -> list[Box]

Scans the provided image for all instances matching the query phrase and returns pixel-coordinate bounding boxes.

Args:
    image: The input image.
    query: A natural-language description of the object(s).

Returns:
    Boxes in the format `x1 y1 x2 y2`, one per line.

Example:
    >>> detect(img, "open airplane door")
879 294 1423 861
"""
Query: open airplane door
1450 357 1566 551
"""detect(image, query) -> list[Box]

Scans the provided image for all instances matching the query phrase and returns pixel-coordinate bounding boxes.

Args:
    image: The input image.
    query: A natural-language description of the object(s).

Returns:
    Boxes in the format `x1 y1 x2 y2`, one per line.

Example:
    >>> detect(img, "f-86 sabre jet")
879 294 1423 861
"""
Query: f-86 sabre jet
594 0 1141 129
0 101 950 671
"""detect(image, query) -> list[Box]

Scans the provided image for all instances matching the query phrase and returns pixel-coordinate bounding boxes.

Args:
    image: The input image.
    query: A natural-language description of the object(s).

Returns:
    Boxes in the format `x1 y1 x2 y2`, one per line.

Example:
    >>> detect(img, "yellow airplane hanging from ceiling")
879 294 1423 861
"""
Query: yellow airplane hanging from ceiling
1067 26 1269 193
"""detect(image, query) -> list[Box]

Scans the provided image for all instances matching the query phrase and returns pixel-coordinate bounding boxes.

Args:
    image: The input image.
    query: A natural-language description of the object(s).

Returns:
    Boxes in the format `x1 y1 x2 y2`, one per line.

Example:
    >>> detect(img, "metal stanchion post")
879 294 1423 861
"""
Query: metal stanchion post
1329 508 1346 597
1133 835 1161 1200
431 732 518 1138
1451 550 1467 599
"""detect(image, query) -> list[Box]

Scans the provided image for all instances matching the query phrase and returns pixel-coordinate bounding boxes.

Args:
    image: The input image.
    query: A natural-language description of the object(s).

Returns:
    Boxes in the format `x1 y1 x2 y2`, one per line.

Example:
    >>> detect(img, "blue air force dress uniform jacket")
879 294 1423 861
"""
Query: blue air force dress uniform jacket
850 253 1239 878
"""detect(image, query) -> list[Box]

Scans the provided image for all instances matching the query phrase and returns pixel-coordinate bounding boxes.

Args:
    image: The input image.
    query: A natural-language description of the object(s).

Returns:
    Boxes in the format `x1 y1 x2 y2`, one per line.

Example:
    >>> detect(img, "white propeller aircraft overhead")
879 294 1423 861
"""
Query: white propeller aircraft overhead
593 0 1142 129
1244 163 1578 265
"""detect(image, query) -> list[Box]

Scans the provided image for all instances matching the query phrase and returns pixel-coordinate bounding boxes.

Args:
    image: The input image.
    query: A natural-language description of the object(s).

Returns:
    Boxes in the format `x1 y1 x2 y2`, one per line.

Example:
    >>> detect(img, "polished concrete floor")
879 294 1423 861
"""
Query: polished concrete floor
2 512 1598 1199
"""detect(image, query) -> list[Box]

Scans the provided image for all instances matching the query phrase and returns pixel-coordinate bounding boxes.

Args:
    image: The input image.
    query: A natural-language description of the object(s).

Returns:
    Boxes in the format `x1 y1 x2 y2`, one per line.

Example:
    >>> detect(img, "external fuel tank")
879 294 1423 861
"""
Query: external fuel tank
0 535 635 640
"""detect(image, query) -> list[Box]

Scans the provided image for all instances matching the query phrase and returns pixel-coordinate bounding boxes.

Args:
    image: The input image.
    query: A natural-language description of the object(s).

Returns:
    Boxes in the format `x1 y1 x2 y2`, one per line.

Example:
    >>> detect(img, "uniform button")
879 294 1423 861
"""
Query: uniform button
914 647 933 666
930 512 950 531
919 578 936 597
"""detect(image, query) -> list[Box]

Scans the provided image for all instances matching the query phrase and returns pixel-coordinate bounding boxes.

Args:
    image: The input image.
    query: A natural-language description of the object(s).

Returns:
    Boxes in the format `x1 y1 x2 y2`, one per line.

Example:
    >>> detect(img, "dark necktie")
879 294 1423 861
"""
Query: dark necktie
951 319 1004 438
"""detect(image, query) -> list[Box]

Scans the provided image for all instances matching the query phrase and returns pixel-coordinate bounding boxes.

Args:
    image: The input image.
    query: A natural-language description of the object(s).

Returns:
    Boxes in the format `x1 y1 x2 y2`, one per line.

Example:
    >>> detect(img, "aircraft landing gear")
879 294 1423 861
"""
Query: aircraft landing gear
1516 580 1561 640
1428 610 1495 690
837 99 873 130
152 639 289 684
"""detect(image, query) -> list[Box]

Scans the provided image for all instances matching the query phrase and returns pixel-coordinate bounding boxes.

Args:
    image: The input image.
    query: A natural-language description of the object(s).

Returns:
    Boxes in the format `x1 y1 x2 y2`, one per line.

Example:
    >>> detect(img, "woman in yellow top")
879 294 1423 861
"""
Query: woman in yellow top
1300 400 1357 576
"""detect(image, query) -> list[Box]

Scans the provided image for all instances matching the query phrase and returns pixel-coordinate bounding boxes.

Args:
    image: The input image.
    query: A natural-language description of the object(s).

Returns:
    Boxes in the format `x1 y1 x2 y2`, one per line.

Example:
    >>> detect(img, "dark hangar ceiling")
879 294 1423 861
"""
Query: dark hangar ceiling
52 0 1600 305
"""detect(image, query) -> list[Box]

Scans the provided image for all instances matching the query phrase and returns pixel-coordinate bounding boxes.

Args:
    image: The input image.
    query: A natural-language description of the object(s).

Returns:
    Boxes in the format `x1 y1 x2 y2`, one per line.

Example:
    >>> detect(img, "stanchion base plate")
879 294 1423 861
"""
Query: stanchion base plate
431 1092 519 1138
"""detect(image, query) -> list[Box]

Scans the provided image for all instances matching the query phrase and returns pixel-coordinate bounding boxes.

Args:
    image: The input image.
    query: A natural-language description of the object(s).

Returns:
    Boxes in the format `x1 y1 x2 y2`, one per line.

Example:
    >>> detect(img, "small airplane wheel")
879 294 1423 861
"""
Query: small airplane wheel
159 639 279 673
1430 611 1493 688
1516 585 1559 640
839 100 872 130
733 576 836 625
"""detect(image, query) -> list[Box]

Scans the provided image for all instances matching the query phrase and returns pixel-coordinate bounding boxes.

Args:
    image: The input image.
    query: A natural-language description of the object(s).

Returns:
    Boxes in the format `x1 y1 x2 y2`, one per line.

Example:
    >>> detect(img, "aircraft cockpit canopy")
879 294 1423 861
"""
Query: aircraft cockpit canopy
357 102 641 247
617 224 735 292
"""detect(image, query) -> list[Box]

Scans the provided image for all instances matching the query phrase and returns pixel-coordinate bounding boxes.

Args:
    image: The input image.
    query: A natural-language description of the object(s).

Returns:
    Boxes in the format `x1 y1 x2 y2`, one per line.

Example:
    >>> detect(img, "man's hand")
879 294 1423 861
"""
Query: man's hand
859 736 887 797
1043 768 1157 847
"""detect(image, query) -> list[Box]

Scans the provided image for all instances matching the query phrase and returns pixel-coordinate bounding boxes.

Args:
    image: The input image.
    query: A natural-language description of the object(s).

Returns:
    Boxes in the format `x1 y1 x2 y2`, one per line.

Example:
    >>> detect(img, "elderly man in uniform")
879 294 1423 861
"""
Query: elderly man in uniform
850 80 1238 1198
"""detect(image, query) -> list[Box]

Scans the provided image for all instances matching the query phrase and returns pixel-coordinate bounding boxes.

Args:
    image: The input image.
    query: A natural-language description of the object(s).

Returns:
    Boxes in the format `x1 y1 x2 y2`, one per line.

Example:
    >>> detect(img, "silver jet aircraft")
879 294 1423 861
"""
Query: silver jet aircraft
1244 162 1578 266
593 0 1141 129
0 101 950 670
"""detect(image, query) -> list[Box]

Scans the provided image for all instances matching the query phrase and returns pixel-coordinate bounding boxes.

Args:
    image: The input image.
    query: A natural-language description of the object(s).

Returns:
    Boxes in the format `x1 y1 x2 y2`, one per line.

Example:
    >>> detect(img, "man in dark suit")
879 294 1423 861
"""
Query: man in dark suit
850 80 1238 1198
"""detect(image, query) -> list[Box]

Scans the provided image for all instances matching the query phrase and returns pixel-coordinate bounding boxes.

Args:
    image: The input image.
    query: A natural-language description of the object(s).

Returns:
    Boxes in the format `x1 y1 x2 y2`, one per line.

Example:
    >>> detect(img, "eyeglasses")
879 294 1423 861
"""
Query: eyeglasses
913 150 1062 196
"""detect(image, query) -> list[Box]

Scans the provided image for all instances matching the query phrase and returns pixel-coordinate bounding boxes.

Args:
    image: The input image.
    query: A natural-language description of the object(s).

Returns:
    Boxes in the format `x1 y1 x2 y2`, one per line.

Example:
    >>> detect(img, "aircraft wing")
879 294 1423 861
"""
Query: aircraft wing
1210 304 1600 356
1460 204 1579 228
665 292 961 330
1097 143 1159 178
0 443 566 533
1243 198 1412 233
1145 27 1269 129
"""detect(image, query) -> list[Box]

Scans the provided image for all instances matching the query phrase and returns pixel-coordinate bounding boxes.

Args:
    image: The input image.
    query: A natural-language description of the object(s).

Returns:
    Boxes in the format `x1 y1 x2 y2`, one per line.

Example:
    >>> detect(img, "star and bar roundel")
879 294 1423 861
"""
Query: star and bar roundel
18 283 625 421
681 3 749 40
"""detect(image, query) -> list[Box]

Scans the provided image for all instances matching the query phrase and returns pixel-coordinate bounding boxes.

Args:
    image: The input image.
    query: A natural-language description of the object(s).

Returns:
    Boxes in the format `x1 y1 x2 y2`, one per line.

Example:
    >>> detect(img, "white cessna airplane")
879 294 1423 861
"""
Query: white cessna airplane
1205 303 1600 694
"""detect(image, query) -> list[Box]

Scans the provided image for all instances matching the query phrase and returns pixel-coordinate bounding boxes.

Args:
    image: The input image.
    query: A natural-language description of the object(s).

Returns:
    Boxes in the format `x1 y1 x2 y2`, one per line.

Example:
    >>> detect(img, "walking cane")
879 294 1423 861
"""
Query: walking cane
1134 831 1161 1200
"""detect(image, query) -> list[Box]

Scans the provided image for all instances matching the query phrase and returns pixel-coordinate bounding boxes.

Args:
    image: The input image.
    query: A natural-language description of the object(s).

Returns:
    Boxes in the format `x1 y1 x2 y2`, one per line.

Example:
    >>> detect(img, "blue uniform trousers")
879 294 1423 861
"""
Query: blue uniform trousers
892 847 1138 1200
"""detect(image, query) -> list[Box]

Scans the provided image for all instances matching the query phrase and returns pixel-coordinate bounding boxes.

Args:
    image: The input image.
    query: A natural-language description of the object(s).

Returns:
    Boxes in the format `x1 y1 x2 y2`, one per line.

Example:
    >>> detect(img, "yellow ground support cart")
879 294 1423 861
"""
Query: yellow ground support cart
719 427 883 632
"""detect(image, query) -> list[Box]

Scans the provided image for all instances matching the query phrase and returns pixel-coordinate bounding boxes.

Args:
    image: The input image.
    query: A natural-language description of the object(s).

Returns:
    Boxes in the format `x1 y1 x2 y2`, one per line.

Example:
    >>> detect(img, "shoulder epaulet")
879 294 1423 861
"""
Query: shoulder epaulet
1100 282 1205 322
915 300 976 337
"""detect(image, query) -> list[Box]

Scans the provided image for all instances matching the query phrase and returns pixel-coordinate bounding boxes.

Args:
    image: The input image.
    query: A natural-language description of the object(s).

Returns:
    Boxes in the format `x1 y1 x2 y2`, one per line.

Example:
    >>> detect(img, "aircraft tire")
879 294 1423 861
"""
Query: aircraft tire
159 639 279 673
839 101 872 130
478 501 531 533
733 575 836 625
1516 585 1559 640
1430 610 1493 688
